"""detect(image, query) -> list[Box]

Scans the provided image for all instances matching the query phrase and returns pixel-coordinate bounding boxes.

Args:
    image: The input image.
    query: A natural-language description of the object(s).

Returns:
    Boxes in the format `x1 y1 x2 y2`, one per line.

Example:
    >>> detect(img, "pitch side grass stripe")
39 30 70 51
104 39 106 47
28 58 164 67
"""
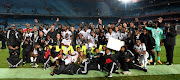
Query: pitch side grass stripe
0 64 180 79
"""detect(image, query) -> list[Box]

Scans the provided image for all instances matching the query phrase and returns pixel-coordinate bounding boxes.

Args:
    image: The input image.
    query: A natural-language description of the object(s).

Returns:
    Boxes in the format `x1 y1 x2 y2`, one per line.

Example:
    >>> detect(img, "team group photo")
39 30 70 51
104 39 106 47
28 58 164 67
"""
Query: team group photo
0 0 180 80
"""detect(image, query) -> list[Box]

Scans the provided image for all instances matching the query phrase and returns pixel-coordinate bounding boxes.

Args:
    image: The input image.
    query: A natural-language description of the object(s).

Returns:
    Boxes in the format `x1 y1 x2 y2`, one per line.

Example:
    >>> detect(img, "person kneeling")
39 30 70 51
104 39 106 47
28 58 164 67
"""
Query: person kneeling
117 46 147 75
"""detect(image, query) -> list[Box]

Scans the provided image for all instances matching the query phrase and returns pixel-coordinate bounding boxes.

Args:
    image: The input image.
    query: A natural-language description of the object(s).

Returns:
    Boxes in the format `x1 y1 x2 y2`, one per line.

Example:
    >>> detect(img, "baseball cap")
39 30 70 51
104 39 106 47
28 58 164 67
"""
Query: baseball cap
11 24 15 27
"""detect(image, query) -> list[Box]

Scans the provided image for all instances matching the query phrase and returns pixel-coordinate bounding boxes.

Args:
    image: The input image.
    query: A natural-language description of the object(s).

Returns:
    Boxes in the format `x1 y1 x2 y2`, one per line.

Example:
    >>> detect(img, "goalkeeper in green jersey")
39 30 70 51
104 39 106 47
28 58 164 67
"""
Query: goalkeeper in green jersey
143 21 163 64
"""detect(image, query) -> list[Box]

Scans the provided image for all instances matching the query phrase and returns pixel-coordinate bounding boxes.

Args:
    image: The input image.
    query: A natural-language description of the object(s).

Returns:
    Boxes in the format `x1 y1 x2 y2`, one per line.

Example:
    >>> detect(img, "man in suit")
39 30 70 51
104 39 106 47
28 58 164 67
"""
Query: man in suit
163 23 177 65
70 27 77 50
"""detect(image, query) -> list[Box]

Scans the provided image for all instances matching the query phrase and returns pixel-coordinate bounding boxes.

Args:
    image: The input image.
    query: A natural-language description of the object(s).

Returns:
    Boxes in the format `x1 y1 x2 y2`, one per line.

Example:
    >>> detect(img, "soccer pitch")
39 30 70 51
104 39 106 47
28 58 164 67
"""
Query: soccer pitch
0 35 180 80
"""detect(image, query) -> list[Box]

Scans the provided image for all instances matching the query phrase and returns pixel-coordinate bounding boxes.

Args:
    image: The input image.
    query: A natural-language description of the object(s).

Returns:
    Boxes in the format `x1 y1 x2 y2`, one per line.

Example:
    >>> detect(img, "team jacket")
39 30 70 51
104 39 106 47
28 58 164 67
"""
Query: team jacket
98 35 106 45
35 36 46 48
103 54 120 67
7 29 18 46
22 41 33 52
116 50 134 63
15 31 23 45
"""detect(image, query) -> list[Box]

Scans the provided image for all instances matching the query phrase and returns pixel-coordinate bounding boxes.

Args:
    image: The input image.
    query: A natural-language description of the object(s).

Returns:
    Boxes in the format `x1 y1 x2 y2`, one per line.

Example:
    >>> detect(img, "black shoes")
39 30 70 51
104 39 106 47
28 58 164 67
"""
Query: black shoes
143 69 148 72
22 62 26 66
106 73 112 77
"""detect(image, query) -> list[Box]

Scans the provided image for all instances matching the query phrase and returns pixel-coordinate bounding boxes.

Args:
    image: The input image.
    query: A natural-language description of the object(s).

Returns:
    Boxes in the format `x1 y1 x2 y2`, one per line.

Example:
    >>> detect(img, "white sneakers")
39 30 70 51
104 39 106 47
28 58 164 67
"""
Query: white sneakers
31 63 39 68
122 71 132 75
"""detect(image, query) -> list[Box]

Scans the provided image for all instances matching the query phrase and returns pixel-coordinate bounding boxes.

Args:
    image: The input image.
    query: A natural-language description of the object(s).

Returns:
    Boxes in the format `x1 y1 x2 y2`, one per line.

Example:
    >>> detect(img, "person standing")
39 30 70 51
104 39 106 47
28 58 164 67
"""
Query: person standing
163 23 177 65
144 22 163 64
6 24 22 68
16 28 23 54
0 28 6 49
7 24 20 56
70 27 77 50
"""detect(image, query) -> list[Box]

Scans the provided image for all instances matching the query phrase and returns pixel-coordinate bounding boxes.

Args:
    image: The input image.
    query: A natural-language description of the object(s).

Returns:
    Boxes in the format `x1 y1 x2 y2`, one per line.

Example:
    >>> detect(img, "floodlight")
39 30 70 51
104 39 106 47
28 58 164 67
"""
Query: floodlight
118 0 132 3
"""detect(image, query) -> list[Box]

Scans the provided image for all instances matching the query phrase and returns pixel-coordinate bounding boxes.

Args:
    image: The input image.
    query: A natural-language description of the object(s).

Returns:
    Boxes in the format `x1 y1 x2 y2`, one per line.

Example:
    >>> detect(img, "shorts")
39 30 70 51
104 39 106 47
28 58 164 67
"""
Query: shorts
155 44 161 51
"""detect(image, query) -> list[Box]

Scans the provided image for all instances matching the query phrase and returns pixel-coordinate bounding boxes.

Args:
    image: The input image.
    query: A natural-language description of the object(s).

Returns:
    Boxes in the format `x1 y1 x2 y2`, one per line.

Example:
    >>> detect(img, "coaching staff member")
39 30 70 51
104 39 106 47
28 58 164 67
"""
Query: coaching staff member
7 24 19 56
164 23 177 65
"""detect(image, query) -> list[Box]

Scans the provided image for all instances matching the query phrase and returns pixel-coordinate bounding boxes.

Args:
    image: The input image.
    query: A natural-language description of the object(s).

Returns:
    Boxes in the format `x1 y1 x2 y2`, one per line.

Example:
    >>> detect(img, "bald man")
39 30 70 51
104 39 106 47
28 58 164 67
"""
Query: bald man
32 26 39 47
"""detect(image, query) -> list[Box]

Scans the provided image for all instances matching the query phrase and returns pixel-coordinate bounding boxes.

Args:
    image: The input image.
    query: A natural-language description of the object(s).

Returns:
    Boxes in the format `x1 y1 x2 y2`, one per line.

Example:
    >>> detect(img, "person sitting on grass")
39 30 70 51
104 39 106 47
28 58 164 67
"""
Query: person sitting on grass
134 40 149 69
103 48 120 77
117 46 147 75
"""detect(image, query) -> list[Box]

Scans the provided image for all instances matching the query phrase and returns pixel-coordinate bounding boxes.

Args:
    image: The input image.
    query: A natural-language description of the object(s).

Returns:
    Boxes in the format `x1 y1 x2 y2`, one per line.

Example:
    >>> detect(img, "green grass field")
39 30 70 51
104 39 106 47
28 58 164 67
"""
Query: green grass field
0 35 180 80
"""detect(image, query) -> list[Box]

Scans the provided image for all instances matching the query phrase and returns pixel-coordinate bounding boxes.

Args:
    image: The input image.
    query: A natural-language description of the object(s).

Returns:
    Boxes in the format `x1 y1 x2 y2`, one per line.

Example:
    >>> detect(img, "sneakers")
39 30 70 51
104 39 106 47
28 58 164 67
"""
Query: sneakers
30 62 34 66
22 62 26 66
143 69 148 72
167 64 173 66
114 71 120 74
32 63 39 68
113 70 120 74
165 62 169 65
151 62 156 65
157 61 162 64
122 71 131 75
50 72 54 76
106 73 112 77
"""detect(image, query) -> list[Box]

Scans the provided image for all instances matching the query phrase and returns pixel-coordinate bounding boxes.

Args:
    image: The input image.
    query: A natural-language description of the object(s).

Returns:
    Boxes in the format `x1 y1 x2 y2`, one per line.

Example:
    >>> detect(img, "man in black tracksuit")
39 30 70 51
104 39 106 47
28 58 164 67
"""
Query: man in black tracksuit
6 24 22 68
7 24 20 56
98 32 106 48
116 46 147 74
16 28 23 55
102 48 120 77
35 31 46 51
139 29 156 65
163 23 177 65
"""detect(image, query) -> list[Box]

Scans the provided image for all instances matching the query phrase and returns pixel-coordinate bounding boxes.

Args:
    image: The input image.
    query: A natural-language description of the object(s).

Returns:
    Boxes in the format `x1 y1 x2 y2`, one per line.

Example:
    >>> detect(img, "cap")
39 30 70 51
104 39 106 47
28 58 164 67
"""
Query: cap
148 20 153 24
11 24 15 27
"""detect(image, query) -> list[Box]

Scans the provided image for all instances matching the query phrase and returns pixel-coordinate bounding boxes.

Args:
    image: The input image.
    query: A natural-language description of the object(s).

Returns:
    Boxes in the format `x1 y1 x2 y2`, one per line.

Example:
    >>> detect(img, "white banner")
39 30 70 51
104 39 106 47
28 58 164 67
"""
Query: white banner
107 37 125 51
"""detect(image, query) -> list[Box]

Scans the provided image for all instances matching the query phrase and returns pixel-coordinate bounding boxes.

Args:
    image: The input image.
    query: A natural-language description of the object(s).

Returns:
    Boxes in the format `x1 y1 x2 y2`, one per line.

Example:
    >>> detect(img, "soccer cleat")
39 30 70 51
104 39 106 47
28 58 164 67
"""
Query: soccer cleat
50 73 54 76
149 60 153 63
157 61 162 64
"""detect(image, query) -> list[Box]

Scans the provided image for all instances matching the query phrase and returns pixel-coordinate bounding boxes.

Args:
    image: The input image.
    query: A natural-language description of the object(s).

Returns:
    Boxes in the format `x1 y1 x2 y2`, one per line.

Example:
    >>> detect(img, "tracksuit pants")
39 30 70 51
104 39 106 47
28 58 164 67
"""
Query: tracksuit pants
121 61 145 71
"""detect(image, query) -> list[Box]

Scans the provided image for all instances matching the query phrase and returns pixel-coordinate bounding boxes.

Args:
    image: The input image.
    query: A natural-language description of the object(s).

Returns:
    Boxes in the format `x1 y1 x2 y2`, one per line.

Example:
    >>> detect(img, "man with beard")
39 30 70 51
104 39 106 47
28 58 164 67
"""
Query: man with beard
144 21 163 64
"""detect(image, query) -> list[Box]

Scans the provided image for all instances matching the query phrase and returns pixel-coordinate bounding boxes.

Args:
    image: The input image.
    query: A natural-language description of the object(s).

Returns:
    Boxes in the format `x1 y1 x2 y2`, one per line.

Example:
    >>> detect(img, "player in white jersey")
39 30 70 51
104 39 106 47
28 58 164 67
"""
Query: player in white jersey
23 29 33 41
79 26 91 39
71 51 79 63
105 28 115 41
87 31 97 48
34 18 59 36
114 27 120 39
119 28 128 41
134 40 149 69
62 26 72 39
61 33 72 54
